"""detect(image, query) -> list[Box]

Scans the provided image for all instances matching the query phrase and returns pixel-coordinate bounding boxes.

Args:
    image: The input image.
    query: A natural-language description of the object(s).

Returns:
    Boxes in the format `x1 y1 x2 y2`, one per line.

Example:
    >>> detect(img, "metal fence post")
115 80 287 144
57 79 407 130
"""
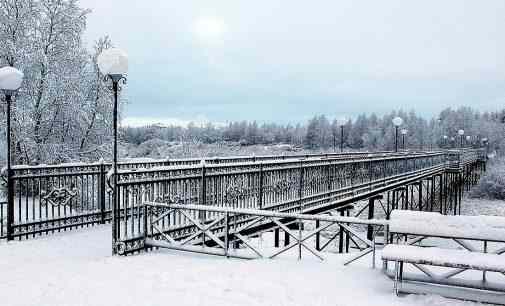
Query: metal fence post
224 212 229 258
383 224 389 271
99 159 106 224
298 161 304 212
143 205 148 239
298 217 302 260
339 209 344 253
199 160 206 218
367 196 382 241
6 167 13 241
258 163 263 209
199 160 207 246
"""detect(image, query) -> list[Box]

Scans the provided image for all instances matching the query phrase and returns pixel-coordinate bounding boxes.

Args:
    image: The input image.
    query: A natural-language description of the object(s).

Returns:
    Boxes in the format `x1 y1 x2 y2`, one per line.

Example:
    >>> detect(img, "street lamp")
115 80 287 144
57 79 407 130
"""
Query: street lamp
392 117 403 152
337 117 347 153
0 66 24 241
458 129 465 148
97 48 128 255
401 129 407 150
482 138 489 158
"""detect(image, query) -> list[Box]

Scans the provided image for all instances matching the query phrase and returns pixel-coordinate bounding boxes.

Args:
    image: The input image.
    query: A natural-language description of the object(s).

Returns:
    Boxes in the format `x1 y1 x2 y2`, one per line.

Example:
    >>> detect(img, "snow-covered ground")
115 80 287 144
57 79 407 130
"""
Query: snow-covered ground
0 227 490 306
0 197 503 306
461 197 505 217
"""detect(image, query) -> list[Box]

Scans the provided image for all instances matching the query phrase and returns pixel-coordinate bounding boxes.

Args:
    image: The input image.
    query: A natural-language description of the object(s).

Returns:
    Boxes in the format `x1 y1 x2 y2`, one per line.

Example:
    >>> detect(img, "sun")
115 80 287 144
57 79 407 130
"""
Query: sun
193 17 226 43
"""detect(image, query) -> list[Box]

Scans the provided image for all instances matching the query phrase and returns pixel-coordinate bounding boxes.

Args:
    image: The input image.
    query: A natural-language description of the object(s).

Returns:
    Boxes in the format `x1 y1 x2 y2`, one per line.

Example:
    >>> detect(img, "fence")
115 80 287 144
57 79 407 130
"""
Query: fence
0 149 484 244
0 151 394 240
113 151 453 254
142 202 389 267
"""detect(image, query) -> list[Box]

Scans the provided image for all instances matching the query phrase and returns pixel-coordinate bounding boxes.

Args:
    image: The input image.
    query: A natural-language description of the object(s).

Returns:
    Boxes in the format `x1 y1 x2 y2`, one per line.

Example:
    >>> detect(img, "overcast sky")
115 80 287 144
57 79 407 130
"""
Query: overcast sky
81 0 505 126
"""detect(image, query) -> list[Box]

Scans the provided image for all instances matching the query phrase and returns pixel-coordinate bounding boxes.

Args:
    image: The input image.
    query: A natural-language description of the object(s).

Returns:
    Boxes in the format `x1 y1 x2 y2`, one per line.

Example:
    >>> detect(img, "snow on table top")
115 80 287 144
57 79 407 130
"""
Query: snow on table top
382 244 505 272
390 210 505 242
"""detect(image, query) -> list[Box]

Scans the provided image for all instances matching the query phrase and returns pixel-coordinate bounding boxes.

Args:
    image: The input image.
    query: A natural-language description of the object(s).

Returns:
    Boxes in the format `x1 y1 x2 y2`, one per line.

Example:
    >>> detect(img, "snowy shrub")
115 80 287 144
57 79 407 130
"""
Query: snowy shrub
471 158 505 200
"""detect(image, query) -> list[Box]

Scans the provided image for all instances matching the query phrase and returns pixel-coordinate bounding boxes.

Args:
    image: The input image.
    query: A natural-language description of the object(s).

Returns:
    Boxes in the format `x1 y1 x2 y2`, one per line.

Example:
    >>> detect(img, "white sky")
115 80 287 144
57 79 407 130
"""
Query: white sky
81 0 505 125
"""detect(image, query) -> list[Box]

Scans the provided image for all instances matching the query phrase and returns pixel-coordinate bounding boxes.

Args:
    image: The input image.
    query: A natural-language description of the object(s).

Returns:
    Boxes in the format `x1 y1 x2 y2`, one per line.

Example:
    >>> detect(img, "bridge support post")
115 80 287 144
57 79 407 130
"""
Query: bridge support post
274 228 279 248
339 209 345 253
386 191 391 220
438 174 444 214
315 219 320 251
402 186 410 209
430 177 435 212
346 210 350 253
418 182 423 211
457 174 461 215
367 195 382 241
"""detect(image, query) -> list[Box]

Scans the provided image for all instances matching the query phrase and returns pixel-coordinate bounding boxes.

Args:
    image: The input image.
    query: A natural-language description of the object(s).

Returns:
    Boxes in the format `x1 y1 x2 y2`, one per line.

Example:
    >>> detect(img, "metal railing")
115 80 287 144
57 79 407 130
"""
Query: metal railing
141 203 389 267
2 151 377 240
113 152 451 254
0 149 484 242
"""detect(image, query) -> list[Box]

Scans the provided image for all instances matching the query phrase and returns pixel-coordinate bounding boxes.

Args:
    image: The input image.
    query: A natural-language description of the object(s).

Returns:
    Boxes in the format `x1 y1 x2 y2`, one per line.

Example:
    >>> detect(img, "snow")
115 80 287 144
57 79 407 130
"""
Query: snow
390 210 505 242
461 198 505 217
382 244 505 272
0 226 485 306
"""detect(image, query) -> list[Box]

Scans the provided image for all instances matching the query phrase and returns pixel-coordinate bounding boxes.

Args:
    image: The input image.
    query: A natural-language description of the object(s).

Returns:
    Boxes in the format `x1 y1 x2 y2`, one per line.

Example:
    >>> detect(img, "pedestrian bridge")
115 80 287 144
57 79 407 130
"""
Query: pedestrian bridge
1 149 486 259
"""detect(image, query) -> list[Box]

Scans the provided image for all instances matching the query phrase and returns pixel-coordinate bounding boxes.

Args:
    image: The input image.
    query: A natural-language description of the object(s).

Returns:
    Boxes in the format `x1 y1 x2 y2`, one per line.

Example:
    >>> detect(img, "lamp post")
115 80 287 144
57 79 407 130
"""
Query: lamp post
392 117 403 152
401 129 407 151
337 117 346 153
458 129 465 148
97 48 128 255
482 138 489 158
443 135 448 148
0 66 24 241
437 118 442 150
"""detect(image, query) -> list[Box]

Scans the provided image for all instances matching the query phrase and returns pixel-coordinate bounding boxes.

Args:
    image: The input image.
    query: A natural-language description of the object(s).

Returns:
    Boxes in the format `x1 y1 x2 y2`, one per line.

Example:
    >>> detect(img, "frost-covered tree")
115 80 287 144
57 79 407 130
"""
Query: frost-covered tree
0 0 122 164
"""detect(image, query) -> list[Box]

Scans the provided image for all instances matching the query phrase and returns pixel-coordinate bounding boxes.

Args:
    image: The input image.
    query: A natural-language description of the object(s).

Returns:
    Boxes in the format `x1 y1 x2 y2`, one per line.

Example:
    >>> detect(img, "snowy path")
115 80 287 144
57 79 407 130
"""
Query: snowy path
0 226 484 306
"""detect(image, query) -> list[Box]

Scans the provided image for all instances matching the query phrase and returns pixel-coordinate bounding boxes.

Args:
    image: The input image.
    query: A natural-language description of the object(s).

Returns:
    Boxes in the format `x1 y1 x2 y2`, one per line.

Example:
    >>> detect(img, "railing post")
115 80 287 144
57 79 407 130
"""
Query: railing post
368 160 373 190
99 159 106 224
224 212 229 258
258 163 263 209
298 217 302 260
418 181 423 211
345 210 350 253
298 161 304 212
315 219 320 251
6 167 14 241
382 224 389 271
199 160 206 221
367 195 382 241
339 209 344 253
143 204 148 239
284 229 290 246
367 198 375 241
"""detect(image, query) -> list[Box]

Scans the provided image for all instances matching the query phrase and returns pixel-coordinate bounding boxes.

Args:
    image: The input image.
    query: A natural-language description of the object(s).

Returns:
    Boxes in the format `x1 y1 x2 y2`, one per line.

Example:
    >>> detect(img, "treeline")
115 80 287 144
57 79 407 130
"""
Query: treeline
124 107 505 153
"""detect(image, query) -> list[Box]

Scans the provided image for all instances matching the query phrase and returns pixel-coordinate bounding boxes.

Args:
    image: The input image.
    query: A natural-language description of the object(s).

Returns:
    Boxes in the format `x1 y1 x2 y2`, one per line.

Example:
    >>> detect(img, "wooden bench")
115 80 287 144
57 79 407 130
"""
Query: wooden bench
382 210 505 303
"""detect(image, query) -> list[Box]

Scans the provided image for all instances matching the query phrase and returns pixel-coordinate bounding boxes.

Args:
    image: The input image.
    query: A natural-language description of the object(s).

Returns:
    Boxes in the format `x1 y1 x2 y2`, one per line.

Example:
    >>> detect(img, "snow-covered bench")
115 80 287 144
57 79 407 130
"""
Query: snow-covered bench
382 210 505 302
